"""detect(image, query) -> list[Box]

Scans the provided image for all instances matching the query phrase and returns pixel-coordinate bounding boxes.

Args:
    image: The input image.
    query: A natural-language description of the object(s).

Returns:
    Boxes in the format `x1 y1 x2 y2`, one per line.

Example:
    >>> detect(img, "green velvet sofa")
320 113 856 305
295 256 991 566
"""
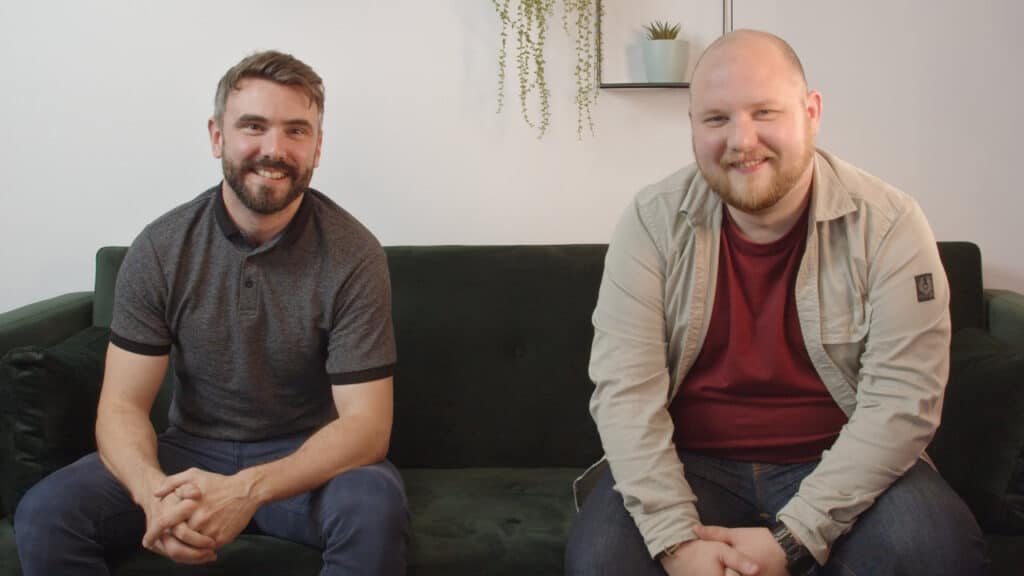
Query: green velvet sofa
0 243 1022 575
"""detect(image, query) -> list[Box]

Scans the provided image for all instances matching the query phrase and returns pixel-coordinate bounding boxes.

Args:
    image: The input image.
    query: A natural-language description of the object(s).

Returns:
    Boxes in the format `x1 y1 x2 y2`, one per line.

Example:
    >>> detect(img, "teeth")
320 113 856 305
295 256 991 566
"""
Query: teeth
736 159 763 169
256 169 286 180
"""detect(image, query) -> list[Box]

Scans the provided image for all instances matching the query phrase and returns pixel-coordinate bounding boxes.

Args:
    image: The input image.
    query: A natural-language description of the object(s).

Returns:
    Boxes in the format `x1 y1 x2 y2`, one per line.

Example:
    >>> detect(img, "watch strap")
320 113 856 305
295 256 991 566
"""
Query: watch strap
770 521 817 575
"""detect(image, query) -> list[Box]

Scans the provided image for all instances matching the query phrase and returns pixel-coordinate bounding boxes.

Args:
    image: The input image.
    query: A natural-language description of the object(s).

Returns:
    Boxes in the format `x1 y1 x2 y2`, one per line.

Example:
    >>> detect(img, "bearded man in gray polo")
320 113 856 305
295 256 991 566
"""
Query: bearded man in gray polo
15 50 408 575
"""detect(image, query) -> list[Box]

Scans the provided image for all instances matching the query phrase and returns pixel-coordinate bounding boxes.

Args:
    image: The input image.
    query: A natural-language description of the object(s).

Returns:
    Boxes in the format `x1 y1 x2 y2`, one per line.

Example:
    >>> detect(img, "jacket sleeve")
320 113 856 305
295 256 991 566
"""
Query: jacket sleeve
588 197 702 558
777 201 951 565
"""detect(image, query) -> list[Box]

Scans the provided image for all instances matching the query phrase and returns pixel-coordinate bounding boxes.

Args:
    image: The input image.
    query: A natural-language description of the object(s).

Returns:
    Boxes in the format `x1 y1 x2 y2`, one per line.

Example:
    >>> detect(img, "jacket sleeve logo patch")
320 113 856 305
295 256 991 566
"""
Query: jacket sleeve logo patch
915 273 935 302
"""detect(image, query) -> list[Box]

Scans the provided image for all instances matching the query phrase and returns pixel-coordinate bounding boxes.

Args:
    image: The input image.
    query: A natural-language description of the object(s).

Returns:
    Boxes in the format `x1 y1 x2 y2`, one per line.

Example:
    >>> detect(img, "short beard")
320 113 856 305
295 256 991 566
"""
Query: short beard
222 156 312 215
697 127 814 214
711 157 794 213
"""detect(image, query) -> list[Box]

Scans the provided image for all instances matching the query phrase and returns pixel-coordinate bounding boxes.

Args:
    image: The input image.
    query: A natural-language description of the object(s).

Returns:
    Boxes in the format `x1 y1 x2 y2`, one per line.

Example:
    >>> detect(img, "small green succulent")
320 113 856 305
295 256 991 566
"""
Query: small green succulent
643 20 680 40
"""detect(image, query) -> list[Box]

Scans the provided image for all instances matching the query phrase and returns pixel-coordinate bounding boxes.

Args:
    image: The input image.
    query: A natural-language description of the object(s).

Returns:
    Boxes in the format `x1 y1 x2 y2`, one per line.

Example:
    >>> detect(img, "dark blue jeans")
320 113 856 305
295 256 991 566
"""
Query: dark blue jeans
14 427 409 576
565 451 988 575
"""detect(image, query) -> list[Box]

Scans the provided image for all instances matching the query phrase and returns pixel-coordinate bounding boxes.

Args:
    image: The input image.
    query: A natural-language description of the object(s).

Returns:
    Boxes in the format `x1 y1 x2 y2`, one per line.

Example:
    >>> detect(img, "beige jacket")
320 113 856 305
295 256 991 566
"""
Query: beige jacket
578 150 951 565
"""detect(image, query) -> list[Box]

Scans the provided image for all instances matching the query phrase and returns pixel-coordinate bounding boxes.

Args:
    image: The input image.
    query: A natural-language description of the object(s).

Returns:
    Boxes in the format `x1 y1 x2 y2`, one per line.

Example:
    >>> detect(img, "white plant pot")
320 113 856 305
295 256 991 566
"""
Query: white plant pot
642 39 690 83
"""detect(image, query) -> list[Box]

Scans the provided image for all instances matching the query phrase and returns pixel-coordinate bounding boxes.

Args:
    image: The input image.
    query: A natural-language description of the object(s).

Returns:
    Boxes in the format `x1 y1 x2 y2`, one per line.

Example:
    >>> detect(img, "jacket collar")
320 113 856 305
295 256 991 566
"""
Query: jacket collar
810 149 857 223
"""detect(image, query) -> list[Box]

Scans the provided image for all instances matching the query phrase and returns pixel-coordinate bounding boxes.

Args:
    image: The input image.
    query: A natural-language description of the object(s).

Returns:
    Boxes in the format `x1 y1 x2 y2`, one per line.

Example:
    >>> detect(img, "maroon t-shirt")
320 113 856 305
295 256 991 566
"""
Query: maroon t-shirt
670 202 848 463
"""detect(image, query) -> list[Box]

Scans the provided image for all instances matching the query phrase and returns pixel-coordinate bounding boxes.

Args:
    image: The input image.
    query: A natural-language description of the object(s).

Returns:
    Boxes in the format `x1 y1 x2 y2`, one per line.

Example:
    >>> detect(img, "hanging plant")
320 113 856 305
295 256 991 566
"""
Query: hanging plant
494 0 602 139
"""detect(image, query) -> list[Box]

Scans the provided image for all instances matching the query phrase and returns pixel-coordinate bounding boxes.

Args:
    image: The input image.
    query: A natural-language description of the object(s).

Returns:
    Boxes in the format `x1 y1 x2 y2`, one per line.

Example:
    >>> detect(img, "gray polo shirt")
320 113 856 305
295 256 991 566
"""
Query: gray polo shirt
111 185 396 441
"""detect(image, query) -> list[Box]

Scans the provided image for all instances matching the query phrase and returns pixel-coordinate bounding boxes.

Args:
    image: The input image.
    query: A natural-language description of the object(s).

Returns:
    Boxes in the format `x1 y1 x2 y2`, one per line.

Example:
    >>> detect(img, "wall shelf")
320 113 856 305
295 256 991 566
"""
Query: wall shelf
597 0 732 90
600 82 690 89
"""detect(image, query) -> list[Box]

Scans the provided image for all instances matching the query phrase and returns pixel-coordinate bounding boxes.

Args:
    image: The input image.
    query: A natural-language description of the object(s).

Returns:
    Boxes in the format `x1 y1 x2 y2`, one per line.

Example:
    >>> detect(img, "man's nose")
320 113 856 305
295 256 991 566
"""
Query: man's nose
261 128 288 159
727 116 757 151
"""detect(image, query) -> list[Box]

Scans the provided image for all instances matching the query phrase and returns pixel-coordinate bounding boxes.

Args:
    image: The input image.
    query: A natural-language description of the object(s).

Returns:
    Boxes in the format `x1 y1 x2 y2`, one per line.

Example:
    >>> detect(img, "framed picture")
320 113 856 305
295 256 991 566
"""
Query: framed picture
599 0 733 87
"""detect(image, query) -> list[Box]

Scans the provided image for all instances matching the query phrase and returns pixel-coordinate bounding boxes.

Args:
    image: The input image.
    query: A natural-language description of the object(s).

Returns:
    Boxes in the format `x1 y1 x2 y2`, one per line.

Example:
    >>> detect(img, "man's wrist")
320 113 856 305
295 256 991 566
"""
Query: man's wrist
655 537 695 562
770 521 816 575
129 467 167 507
234 466 271 506
655 540 682 561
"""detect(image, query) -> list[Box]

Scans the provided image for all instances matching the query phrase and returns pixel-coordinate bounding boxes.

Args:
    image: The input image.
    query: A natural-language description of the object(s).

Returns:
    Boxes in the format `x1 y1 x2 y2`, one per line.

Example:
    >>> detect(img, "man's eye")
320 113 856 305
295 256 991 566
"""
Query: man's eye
754 109 776 119
704 116 727 125
242 123 264 132
289 128 307 136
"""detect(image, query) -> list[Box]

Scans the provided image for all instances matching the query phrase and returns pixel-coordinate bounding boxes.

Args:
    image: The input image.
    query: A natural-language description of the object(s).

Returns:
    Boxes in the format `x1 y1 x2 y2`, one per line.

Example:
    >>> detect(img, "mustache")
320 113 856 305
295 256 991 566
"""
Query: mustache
720 150 775 166
245 158 298 179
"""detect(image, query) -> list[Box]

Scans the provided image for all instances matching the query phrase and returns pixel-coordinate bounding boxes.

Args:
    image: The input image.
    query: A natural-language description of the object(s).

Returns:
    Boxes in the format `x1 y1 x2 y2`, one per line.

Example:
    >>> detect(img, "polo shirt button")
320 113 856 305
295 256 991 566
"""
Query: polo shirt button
244 278 254 288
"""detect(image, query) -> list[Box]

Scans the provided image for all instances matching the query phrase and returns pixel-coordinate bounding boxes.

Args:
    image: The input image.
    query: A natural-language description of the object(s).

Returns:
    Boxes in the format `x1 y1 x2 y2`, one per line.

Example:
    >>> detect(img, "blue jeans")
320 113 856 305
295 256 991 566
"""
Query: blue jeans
14 427 409 576
565 451 988 575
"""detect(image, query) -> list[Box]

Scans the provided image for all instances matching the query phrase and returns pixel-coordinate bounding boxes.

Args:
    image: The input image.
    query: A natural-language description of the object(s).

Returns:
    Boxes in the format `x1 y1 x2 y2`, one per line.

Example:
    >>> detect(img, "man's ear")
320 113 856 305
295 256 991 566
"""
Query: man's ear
806 90 823 136
208 117 223 159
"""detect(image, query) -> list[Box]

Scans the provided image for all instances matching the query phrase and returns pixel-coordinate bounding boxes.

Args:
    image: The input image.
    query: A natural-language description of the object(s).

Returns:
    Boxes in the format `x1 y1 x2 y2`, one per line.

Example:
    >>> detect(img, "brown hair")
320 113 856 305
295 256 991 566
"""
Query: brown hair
213 50 324 127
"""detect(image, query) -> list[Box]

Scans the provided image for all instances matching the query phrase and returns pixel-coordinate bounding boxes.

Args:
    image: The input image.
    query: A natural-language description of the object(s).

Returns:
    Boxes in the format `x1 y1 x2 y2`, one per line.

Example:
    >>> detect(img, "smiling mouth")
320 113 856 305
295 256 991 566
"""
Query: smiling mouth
254 168 288 180
728 157 769 173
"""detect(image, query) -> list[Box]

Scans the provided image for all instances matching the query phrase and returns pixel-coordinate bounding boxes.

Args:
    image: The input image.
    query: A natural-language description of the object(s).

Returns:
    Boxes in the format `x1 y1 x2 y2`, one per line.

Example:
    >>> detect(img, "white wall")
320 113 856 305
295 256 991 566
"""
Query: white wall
733 0 1024 292
0 0 698 312
1 1 1021 313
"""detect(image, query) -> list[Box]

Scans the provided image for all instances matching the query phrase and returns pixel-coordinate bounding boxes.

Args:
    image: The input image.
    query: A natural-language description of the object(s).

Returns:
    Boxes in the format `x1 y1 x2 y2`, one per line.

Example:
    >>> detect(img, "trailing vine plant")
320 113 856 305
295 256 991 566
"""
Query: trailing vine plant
494 0 602 139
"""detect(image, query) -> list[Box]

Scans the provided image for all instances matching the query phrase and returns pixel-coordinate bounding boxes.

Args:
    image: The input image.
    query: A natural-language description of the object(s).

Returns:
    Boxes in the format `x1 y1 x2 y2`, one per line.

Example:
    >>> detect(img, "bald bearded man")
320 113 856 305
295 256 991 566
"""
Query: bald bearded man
566 30 986 576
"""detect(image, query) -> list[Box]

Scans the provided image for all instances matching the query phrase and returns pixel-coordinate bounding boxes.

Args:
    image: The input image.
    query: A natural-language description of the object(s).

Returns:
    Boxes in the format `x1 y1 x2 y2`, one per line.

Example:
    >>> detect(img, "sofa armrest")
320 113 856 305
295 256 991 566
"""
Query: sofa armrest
1 326 109 519
930 328 1024 534
0 293 93 359
986 289 1024 348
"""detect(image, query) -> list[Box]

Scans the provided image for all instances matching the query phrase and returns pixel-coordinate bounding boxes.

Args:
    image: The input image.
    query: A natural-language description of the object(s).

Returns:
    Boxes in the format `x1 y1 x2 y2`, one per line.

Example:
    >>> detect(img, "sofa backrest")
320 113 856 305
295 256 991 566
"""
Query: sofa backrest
937 241 985 334
90 241 985 468
91 244 608 468
94 246 129 328
386 245 606 468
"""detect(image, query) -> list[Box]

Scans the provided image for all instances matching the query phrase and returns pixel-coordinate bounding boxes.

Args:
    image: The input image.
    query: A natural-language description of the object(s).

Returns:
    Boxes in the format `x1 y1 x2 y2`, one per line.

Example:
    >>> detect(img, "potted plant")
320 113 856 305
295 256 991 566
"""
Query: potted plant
642 20 688 83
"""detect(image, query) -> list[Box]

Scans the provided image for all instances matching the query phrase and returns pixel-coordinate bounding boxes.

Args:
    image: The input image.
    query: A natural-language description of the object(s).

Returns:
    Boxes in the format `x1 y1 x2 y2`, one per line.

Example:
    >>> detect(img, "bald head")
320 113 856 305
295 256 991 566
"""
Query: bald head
690 29 807 97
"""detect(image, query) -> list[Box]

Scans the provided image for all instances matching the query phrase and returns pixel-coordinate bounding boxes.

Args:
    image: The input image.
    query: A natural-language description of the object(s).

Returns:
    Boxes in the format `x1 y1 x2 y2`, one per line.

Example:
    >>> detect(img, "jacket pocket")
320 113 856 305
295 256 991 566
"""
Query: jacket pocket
820 301 870 389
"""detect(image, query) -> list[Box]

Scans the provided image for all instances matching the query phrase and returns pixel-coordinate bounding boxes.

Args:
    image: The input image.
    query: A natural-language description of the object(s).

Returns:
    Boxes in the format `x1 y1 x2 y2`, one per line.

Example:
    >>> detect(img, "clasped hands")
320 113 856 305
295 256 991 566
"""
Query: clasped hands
139 471 793 573
140 468 260 565
660 525 789 576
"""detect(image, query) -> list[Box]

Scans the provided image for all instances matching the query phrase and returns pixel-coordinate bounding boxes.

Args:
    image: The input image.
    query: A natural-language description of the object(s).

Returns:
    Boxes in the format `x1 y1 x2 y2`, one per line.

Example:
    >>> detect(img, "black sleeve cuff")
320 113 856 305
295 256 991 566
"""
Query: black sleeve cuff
329 363 396 385
110 331 172 356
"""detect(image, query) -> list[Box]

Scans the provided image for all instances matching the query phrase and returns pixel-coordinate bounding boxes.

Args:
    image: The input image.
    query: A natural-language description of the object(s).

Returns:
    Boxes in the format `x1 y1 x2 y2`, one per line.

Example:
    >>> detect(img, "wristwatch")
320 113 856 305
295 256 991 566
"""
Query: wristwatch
770 521 817 575
655 540 685 560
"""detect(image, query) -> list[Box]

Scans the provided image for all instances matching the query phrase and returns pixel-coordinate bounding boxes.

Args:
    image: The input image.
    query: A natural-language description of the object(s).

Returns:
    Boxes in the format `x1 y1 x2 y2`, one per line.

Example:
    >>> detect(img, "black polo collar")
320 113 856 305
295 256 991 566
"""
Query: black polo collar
212 183 313 251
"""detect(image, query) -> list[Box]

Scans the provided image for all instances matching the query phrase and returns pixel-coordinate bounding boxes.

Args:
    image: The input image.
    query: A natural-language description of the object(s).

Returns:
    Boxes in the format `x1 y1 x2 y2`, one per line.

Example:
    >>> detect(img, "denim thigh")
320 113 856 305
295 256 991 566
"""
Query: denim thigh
823 460 988 576
565 453 986 576
236 434 410 576
565 454 777 575
13 427 241 575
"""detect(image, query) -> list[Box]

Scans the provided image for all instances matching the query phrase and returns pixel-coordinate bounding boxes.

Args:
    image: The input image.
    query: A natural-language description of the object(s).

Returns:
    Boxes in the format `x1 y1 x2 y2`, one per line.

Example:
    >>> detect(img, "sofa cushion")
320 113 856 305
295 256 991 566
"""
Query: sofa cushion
0 326 110 518
929 328 1024 534
403 467 581 576
0 518 18 576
